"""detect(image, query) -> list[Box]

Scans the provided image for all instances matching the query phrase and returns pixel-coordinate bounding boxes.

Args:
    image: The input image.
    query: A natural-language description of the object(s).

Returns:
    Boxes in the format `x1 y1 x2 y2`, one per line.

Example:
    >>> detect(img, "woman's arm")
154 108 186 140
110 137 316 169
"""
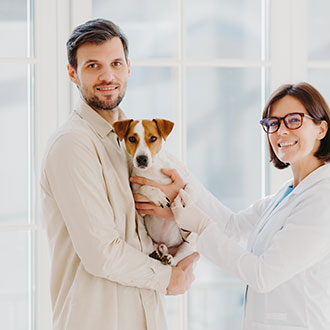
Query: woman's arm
173 188 330 293
130 168 273 243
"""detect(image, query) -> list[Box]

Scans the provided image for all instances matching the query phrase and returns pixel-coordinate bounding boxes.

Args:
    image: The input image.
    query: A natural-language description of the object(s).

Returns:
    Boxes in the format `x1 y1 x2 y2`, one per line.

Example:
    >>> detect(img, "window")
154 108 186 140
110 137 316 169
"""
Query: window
0 0 34 329
2 0 327 329
308 0 330 104
91 0 266 329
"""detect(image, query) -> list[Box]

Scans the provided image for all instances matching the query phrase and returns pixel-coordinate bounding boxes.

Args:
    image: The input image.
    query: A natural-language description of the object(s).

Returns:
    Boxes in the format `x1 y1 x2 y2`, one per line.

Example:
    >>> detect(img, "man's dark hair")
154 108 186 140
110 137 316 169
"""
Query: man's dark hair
66 18 129 70
262 82 330 169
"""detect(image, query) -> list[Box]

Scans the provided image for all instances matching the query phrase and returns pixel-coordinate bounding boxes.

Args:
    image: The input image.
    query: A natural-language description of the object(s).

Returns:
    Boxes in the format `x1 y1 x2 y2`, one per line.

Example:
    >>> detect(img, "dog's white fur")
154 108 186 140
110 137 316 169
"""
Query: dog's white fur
113 119 193 265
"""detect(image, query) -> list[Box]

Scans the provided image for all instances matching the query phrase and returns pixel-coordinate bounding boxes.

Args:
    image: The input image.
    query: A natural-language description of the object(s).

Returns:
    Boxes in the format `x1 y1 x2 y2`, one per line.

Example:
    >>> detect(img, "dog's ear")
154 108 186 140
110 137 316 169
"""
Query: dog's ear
153 119 174 141
112 119 134 141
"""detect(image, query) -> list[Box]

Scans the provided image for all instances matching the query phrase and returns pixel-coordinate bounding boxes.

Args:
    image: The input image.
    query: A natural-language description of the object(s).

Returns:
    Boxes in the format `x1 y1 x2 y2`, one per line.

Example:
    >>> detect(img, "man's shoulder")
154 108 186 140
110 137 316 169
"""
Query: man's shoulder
44 112 97 157
54 110 96 137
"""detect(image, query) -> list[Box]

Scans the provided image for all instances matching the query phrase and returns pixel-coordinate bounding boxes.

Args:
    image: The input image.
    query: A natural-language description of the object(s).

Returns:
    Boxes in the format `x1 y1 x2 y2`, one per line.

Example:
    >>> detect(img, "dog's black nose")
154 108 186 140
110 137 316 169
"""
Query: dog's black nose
136 155 148 167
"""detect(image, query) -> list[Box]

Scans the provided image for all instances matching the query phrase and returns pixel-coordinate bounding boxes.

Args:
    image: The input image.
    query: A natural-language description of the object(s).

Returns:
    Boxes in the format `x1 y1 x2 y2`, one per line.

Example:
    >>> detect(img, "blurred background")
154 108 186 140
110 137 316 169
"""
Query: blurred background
1 0 330 329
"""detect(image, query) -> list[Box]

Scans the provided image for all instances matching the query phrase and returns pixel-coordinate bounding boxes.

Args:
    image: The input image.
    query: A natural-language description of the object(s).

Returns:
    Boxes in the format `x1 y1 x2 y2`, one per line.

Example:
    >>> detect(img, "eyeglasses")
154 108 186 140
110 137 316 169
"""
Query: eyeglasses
260 112 316 134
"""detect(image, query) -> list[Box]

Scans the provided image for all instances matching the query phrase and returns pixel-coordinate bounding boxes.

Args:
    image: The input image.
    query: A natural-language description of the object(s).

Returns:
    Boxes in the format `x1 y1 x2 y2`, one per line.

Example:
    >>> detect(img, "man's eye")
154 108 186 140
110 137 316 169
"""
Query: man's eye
88 63 98 68
128 136 137 143
149 136 157 143
113 62 122 67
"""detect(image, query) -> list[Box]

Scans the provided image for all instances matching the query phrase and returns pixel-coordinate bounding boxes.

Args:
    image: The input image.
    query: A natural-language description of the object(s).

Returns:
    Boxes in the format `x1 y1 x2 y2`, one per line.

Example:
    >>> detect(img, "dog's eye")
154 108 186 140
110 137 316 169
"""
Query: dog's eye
128 136 137 143
149 136 157 142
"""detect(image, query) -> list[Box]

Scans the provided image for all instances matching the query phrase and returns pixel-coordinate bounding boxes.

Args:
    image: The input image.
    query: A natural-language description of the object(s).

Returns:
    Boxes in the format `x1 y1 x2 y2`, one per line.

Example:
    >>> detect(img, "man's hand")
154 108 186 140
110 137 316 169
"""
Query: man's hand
166 252 200 295
130 168 185 203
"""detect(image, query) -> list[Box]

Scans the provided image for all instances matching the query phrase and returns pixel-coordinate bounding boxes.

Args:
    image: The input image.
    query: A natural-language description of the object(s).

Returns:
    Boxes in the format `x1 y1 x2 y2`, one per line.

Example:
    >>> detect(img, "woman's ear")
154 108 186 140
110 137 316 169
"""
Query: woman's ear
318 120 328 140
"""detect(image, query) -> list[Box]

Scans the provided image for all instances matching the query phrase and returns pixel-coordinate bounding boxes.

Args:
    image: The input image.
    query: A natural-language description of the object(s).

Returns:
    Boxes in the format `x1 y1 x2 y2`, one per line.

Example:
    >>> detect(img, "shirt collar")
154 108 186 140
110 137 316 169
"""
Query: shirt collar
74 97 127 138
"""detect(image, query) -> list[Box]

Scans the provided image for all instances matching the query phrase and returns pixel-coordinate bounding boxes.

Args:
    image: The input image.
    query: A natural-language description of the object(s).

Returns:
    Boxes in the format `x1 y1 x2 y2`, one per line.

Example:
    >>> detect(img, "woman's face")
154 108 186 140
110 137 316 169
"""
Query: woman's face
268 95 327 169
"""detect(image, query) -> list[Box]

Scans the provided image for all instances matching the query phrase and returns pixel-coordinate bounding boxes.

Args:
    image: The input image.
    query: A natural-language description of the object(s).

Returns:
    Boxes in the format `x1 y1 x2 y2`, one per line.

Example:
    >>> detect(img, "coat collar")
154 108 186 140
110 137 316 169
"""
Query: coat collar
280 163 330 196
74 97 126 138
248 163 330 252
263 163 330 216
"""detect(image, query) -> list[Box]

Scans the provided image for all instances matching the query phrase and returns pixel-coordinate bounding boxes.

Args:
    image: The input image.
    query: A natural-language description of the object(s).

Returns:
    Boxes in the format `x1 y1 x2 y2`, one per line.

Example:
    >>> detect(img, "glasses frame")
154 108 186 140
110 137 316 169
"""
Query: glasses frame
260 112 316 134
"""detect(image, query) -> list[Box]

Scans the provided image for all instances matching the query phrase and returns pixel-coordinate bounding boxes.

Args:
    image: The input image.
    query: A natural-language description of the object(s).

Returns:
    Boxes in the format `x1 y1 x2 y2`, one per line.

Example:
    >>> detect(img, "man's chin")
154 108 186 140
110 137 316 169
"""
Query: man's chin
84 97 123 111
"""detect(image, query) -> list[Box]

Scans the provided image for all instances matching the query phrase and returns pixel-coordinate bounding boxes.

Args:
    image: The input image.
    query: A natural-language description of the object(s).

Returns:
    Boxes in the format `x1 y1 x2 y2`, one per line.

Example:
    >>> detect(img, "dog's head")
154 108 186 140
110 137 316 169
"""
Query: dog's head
113 119 174 170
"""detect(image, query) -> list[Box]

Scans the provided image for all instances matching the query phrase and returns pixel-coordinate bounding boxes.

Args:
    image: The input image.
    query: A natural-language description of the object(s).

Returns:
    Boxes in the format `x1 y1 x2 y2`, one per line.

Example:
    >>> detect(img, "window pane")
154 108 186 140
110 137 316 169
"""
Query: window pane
189 258 245 330
308 0 330 60
187 67 262 211
92 0 178 59
186 67 261 329
0 0 28 57
121 66 180 155
308 69 330 105
0 64 28 224
0 231 30 330
185 0 262 60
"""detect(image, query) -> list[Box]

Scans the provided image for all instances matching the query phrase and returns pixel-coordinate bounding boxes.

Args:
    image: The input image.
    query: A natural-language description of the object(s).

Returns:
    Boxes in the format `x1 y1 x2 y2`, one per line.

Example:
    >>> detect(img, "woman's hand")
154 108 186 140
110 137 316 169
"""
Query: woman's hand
130 168 185 218
130 168 185 203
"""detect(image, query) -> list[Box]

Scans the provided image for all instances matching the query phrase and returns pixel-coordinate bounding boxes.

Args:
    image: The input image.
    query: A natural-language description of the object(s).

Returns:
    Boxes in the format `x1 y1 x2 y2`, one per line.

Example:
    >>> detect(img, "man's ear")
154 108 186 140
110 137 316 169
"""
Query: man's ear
153 119 174 141
67 64 79 85
112 119 134 141
127 59 131 77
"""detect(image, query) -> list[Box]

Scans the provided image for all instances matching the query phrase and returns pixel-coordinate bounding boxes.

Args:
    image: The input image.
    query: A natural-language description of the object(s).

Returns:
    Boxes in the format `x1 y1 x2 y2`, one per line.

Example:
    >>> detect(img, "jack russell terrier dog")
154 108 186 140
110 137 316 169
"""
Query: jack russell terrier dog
113 118 193 266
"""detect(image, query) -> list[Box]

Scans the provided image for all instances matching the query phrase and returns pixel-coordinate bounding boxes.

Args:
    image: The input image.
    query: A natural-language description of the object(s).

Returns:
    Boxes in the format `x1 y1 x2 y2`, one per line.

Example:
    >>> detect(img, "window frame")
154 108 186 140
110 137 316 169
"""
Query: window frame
6 0 311 329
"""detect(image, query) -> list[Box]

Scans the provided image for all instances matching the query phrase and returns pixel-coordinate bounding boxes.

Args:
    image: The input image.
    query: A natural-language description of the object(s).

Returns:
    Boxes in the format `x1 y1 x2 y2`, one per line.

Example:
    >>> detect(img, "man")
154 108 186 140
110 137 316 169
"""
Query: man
40 19 199 330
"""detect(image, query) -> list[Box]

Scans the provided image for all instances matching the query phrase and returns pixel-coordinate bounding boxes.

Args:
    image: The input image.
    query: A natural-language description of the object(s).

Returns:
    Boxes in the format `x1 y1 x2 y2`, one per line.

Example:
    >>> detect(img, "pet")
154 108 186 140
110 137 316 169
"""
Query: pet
113 118 193 266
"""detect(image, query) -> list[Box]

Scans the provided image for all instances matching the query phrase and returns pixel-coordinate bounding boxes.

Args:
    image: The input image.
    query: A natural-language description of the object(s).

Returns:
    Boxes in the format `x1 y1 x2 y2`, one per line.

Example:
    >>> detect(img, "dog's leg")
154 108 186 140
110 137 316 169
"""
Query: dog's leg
149 244 174 265
137 185 170 208
157 243 174 265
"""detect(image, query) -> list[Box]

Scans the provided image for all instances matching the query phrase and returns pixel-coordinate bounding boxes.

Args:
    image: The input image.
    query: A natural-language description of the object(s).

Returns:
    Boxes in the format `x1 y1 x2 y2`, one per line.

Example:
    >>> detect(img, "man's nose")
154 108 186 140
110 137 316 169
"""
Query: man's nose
98 67 115 82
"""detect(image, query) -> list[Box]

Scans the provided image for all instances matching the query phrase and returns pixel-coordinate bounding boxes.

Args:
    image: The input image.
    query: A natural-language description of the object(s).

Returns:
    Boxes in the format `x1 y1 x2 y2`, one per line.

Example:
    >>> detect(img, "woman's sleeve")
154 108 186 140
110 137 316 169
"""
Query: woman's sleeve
173 188 330 293
172 187 273 243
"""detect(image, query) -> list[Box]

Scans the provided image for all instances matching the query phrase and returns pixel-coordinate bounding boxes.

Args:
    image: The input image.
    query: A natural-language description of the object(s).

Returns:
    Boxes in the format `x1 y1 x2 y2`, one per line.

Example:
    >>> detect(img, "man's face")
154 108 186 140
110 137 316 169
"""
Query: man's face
68 37 130 111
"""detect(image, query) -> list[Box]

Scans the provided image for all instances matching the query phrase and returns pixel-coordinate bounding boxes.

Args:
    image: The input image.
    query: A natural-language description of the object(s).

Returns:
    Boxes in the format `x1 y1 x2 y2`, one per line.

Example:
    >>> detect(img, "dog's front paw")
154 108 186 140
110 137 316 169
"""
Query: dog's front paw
139 186 170 208
160 254 173 265
157 244 173 265
149 244 174 265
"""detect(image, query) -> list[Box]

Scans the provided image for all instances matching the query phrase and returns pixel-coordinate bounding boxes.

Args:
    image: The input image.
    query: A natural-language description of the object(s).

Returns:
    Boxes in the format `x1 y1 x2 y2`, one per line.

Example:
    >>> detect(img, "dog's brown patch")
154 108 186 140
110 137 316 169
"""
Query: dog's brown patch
113 118 174 160
124 120 141 158
142 120 164 158
152 119 174 141
113 119 140 158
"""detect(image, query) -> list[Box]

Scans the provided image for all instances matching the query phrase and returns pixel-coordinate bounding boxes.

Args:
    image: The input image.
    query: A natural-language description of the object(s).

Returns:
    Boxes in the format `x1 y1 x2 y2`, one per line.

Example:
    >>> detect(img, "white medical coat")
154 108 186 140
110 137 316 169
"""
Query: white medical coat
173 164 330 330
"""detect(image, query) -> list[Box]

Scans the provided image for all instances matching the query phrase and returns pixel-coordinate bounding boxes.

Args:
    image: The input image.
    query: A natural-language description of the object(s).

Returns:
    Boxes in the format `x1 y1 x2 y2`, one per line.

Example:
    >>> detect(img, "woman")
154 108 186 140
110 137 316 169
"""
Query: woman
131 82 330 329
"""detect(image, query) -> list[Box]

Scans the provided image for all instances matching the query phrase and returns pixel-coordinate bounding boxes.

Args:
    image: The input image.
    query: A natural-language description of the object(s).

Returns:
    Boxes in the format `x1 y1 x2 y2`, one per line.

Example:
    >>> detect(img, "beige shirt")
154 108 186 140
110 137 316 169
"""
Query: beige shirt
40 99 172 330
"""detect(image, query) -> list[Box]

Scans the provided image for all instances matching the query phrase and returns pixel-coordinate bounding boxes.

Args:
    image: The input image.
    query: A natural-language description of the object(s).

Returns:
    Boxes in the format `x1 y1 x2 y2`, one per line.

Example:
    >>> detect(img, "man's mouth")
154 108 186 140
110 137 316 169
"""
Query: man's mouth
96 86 118 91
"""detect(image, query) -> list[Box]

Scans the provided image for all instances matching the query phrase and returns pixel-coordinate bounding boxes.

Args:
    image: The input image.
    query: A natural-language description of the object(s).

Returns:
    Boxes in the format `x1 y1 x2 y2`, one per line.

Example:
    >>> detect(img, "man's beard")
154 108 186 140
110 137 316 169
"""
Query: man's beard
85 92 125 111
79 84 126 111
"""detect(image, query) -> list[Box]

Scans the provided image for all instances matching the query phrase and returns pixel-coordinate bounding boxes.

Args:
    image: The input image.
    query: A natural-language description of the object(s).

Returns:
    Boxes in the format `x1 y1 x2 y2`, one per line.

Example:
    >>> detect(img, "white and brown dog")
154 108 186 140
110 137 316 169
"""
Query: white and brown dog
113 118 192 265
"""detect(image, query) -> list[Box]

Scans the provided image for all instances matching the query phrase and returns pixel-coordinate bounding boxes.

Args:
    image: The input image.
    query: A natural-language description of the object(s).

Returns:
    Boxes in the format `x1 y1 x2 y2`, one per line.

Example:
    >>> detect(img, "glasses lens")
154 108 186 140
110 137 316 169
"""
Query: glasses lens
284 113 302 129
263 118 279 133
